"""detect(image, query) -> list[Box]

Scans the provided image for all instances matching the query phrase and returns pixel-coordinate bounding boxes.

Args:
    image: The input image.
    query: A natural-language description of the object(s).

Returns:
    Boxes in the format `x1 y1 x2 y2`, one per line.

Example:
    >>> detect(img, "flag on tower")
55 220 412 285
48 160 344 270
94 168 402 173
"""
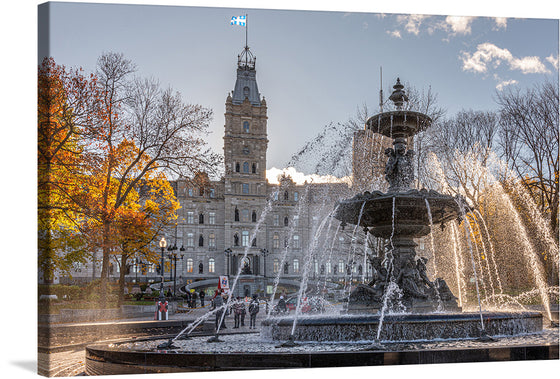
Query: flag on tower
230 15 246 26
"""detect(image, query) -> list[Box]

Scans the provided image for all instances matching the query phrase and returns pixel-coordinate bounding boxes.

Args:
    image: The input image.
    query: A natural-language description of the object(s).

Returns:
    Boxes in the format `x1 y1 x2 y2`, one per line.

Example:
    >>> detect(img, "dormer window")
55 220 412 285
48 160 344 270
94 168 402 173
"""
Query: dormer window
243 121 250 133
243 86 250 98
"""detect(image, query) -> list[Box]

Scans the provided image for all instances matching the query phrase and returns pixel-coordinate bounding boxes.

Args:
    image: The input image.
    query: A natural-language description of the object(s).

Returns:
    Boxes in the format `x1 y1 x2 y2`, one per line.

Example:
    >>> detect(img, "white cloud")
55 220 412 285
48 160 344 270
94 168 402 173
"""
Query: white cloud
496 79 518 91
546 54 559 70
493 17 507 30
266 167 350 185
445 16 475 35
461 43 549 75
396 14 429 36
386 30 402 39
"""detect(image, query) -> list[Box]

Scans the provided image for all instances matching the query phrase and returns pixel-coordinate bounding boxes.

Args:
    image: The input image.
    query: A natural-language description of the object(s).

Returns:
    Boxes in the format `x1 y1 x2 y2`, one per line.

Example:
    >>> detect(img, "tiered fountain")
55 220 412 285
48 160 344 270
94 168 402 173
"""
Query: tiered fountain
260 79 543 343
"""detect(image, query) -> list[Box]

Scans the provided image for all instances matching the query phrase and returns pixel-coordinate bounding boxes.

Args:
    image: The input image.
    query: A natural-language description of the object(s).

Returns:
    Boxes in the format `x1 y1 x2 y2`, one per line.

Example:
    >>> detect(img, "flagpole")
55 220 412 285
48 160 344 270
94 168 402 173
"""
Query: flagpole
245 13 248 66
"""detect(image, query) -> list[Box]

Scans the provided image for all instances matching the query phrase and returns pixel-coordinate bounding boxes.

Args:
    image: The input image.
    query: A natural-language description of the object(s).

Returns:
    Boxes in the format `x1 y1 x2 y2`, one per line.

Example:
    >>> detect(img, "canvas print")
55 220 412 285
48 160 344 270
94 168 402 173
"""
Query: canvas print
37 1 559 376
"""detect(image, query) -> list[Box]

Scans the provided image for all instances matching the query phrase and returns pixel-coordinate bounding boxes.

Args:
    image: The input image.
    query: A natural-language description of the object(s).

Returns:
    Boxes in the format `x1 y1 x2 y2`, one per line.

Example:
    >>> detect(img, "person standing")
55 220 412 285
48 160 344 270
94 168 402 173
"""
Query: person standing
233 297 243 328
212 290 226 330
240 298 247 326
277 296 287 314
199 290 206 307
185 290 192 308
248 294 260 329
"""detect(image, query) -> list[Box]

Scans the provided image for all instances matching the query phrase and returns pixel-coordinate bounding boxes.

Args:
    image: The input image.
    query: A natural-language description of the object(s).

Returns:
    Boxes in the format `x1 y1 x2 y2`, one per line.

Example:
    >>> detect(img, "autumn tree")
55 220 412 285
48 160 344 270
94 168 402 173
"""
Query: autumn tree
84 52 220 304
37 57 101 281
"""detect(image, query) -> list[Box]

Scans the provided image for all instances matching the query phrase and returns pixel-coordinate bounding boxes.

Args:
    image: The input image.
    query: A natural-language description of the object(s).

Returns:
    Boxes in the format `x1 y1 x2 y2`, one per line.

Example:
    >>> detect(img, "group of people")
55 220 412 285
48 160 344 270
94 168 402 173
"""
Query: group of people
210 290 261 330
183 289 206 308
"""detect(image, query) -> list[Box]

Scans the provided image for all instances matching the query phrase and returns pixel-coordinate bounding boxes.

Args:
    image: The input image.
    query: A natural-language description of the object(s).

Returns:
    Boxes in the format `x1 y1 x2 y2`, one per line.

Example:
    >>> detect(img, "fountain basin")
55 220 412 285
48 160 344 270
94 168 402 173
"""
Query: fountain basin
366 110 432 139
261 312 543 342
334 189 462 238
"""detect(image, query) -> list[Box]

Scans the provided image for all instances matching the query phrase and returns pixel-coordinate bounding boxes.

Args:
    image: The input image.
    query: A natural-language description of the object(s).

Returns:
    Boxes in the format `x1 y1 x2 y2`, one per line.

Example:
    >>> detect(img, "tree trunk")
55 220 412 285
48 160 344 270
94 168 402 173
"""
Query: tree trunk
117 253 128 308
99 217 112 308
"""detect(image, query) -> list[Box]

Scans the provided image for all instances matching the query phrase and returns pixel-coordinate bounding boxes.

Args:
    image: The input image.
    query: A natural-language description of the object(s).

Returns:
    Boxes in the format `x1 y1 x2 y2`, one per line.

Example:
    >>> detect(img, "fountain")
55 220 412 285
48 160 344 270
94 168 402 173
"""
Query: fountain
85 79 557 375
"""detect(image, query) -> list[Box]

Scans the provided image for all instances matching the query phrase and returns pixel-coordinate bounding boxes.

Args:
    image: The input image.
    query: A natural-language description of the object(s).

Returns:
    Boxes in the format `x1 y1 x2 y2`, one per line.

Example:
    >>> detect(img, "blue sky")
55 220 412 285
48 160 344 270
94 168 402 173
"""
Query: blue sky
43 1 559 170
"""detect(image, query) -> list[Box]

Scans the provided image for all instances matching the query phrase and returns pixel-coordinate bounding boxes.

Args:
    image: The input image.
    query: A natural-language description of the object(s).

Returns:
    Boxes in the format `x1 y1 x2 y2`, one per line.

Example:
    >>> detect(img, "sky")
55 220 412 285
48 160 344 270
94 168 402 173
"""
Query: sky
43 1 559 172
1 1 559 378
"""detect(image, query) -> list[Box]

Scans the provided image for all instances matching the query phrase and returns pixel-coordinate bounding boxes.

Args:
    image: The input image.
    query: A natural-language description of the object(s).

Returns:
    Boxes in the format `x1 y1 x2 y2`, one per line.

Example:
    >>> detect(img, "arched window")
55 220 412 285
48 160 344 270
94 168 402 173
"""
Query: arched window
199 213 204 224
243 121 250 133
243 162 249 173
251 210 257 222
234 233 239 246
284 191 289 200
294 191 299 201
186 258 193 273
273 233 279 249
339 260 345 275
326 261 331 274
235 162 240 172
234 208 239 221
284 216 289 227
198 234 204 247
242 230 249 246
293 235 300 248
208 258 215 273
273 259 279 273
251 163 256 174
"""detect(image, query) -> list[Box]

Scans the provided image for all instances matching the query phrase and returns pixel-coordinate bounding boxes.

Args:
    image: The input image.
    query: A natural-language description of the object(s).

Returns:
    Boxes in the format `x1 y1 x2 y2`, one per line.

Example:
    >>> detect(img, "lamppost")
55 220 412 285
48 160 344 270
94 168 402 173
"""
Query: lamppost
159 237 167 300
260 248 268 278
168 247 184 298
224 248 232 276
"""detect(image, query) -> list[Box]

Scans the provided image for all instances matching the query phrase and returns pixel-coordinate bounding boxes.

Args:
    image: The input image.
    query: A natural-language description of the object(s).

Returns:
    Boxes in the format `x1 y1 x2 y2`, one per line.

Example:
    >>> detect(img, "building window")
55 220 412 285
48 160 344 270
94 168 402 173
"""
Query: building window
251 163 256 174
284 262 289 274
284 191 289 200
273 214 279 226
338 236 344 249
284 216 289 227
242 230 249 247
326 261 331 274
209 258 215 273
235 162 240 172
186 258 193 273
148 264 155 274
199 213 204 224
273 259 279 273
186 233 194 247
293 215 299 227
187 211 194 224
234 233 239 246
209 233 216 249
209 212 216 224
242 209 249 222
320 264 325 275
198 234 204 247
251 210 257 222
187 188 193 197
209 188 215 198
293 259 300 274
293 234 300 249
273 191 279 201
284 236 289 248
242 184 249 194
338 260 345 275
358 265 363 275
243 121 250 133
273 233 279 249
243 162 249 173
234 208 239 221
314 260 318 274
294 191 299 201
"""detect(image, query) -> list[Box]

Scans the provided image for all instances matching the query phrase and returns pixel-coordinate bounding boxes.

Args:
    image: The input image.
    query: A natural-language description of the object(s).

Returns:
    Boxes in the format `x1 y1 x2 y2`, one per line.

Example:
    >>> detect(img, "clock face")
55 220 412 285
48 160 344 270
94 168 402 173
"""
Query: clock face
243 147 250 155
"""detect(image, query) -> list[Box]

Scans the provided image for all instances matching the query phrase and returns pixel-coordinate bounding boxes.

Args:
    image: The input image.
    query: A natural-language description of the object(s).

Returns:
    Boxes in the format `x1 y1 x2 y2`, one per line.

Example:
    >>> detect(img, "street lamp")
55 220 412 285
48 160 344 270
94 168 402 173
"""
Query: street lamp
159 237 167 301
168 246 183 298
224 248 232 276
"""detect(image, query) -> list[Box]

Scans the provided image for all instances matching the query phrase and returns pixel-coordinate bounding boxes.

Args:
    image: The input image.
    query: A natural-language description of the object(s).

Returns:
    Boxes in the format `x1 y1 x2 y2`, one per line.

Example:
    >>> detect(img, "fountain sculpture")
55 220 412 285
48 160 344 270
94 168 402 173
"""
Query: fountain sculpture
335 78 463 313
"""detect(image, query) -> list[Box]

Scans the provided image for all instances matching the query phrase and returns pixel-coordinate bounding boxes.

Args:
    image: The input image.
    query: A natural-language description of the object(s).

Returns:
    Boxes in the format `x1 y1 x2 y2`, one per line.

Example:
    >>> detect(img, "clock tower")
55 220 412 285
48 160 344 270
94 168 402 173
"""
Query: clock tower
223 45 268 290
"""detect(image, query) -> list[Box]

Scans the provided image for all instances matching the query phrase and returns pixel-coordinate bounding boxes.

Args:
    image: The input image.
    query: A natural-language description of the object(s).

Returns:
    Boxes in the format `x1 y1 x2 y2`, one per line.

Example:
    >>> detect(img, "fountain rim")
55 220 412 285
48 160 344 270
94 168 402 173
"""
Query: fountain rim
365 110 432 138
